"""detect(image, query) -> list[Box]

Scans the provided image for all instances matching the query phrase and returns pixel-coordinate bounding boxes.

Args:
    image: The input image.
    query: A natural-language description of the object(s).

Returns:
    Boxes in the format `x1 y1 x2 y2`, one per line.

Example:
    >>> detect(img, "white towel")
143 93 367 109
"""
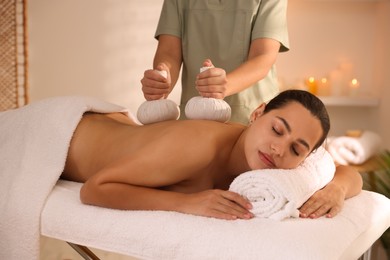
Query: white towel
229 147 335 220
41 180 390 260
328 131 382 165
0 96 129 260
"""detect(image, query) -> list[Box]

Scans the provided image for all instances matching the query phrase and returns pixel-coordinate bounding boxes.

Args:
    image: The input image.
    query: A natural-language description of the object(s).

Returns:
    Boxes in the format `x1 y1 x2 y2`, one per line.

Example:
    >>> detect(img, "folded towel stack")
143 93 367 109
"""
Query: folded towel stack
327 131 382 165
229 147 335 220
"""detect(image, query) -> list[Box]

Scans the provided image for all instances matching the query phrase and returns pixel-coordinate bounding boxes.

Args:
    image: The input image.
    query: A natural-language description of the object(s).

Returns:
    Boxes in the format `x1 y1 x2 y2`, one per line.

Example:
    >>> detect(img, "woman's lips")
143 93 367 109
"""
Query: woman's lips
258 151 276 168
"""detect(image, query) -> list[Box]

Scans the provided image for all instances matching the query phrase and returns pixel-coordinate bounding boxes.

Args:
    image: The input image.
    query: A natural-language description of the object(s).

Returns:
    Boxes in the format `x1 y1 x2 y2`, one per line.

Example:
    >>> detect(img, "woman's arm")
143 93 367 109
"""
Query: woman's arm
80 175 253 220
79 138 253 220
299 165 363 218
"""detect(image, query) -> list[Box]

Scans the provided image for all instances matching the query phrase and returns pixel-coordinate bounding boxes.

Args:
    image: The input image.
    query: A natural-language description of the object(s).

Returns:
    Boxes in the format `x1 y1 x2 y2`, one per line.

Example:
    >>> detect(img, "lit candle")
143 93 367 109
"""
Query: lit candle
317 77 331 96
305 77 318 95
349 78 360 96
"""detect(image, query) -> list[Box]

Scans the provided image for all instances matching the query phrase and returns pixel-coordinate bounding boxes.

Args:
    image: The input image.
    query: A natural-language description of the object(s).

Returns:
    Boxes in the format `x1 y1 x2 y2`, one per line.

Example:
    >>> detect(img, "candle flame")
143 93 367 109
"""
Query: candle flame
350 78 360 89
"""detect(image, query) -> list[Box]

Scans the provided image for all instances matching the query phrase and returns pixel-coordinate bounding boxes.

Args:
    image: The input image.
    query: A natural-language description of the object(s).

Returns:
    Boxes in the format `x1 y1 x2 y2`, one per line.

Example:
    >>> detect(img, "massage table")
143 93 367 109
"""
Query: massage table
40 180 390 260
1 96 390 260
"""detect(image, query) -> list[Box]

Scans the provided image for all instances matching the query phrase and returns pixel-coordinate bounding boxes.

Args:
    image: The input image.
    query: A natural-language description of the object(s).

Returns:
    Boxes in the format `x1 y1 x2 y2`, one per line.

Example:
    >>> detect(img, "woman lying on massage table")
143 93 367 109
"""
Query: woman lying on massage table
61 89 362 221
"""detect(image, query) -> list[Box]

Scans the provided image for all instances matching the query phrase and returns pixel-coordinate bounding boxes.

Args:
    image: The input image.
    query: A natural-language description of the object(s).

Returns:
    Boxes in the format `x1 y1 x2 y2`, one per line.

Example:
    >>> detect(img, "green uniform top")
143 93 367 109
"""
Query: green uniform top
155 0 289 124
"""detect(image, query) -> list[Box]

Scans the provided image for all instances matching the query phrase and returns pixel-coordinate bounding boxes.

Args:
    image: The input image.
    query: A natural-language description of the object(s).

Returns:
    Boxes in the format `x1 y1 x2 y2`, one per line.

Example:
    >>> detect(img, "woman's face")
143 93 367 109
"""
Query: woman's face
245 101 323 170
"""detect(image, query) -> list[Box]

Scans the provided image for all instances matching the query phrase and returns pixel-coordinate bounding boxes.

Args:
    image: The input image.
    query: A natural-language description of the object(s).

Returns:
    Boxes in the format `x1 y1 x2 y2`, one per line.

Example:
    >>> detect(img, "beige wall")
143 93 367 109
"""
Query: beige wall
28 0 181 114
276 0 390 149
28 0 390 148
375 1 390 150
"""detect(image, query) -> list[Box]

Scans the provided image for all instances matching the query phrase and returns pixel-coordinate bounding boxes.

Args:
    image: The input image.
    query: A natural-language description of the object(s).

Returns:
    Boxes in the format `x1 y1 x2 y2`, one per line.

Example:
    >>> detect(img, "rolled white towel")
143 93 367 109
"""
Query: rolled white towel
229 147 335 220
327 131 382 165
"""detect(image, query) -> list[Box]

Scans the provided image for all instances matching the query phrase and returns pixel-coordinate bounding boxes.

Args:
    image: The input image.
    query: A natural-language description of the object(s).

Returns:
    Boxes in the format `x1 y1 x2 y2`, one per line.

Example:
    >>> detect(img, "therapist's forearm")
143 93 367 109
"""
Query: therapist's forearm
225 38 280 96
225 55 276 96
153 35 182 92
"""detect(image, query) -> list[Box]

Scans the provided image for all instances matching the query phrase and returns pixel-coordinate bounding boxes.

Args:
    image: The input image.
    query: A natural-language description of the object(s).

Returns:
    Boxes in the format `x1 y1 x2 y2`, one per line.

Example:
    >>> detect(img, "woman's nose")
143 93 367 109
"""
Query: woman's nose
270 142 285 156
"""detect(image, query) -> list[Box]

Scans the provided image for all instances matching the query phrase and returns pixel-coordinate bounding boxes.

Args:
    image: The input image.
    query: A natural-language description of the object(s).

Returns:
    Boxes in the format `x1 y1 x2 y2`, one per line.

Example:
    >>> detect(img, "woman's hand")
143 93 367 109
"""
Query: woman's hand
180 189 254 220
195 59 228 99
299 182 345 219
300 165 362 219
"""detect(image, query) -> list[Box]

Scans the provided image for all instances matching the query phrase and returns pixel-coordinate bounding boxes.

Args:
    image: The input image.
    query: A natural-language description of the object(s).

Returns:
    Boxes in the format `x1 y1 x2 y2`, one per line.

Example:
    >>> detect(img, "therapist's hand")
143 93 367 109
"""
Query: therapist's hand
299 182 345 219
141 63 171 100
195 59 228 99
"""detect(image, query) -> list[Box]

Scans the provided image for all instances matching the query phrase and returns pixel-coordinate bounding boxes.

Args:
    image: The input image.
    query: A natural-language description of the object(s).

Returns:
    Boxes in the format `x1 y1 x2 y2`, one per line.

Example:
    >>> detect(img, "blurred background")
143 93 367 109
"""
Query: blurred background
25 0 390 148
1 0 389 258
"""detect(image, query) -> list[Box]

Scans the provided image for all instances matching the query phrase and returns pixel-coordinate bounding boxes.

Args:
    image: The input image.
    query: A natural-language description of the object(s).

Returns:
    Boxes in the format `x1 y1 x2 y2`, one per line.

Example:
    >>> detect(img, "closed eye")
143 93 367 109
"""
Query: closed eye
272 126 282 136
291 145 299 156
276 116 311 152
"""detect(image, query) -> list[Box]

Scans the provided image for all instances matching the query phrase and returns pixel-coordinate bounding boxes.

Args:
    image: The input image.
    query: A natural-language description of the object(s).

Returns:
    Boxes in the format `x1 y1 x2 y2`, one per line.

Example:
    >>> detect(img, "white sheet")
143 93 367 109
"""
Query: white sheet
42 180 390 260
0 96 129 260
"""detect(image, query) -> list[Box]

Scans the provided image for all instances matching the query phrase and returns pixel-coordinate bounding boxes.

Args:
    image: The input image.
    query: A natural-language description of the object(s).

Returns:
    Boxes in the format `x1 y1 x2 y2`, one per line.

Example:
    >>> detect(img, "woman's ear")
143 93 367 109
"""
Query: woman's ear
249 103 266 123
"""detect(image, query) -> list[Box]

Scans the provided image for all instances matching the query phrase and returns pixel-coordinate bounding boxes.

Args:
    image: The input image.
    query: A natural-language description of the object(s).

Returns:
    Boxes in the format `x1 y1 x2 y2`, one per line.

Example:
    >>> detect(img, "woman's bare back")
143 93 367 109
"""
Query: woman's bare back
62 112 246 191
62 112 139 182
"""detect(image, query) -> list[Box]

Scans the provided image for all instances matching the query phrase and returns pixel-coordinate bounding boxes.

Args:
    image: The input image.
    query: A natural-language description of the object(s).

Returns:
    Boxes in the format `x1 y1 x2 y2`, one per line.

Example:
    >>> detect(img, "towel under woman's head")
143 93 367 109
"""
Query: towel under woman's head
229 146 335 220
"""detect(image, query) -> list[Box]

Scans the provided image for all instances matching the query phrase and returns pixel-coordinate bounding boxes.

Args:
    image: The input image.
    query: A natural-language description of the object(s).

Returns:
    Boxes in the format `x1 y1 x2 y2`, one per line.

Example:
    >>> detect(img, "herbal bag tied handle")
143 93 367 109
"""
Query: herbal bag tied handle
137 70 180 125
185 67 231 122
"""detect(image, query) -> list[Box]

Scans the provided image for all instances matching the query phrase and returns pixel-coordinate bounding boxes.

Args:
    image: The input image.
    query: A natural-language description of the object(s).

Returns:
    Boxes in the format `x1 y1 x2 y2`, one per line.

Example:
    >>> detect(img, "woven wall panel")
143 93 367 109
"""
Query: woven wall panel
0 0 28 111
